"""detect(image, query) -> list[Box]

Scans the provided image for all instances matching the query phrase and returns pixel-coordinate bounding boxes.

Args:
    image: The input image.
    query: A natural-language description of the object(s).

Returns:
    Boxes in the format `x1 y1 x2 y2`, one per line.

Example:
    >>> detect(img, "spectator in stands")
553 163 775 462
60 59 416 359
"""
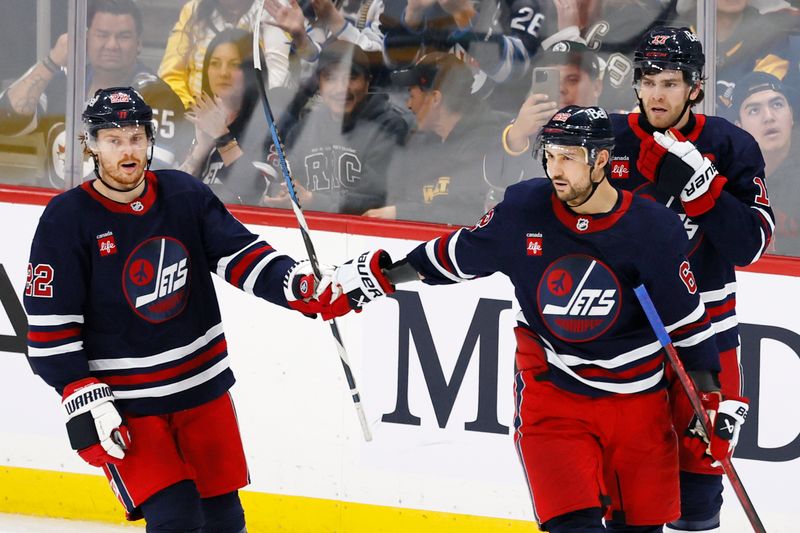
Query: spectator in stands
263 0 387 87
500 41 602 177
0 0 186 189
264 40 409 215
733 71 800 256
363 52 510 225
179 28 285 205
159 0 291 109
380 0 542 113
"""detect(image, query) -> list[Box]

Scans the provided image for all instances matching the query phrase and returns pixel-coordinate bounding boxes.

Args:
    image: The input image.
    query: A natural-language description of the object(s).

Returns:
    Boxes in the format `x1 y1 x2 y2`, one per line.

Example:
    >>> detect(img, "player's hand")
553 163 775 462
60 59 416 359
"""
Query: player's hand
653 130 724 215
331 250 395 314
62 378 131 467
284 260 350 320
684 392 749 467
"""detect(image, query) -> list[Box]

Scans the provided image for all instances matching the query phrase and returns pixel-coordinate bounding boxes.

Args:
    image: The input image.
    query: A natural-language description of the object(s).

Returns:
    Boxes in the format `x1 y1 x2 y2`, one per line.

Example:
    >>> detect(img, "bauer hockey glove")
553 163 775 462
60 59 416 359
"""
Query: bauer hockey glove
284 260 352 321
332 250 395 315
62 377 131 467
684 392 749 467
643 130 727 216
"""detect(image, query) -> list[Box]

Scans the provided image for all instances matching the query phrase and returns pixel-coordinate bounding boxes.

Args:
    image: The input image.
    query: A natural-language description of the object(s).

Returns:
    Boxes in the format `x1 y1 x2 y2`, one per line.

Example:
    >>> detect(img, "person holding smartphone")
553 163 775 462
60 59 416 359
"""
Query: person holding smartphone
502 41 603 171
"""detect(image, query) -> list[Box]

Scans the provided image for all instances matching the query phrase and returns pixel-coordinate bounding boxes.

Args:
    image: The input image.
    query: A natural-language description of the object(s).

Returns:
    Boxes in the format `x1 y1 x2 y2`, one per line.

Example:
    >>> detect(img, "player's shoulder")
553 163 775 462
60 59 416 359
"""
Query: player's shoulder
698 114 757 146
153 169 211 195
41 184 92 221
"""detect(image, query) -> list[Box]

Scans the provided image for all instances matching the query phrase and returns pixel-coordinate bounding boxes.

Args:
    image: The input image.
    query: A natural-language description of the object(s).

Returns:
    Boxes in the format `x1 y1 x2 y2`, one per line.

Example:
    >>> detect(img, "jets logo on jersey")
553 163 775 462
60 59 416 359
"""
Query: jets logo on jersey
122 237 190 323
538 255 621 342
470 208 495 231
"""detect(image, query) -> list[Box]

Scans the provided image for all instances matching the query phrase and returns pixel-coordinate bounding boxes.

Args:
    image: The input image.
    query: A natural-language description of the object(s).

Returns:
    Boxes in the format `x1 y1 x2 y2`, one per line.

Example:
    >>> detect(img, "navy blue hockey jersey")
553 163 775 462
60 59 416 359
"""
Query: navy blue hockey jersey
609 113 775 354
406 179 720 397
24 170 297 415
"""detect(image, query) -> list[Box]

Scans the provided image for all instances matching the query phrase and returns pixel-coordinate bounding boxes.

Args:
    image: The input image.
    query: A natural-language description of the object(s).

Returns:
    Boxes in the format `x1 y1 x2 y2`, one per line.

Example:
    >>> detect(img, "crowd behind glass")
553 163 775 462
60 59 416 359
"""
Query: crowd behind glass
1 0 798 255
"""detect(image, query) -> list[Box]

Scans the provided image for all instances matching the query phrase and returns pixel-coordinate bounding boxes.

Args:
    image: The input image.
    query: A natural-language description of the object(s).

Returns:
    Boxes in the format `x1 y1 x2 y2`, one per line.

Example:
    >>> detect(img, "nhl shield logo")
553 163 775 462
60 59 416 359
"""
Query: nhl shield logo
123 237 191 323
576 218 590 231
537 254 621 342
130 200 144 212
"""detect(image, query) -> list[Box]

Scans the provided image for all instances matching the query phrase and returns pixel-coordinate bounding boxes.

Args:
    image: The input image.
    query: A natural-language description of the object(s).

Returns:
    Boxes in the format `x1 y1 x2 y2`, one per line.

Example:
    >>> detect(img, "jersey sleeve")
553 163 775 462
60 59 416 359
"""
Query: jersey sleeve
199 185 296 307
405 193 515 285
691 133 775 266
635 215 720 373
24 210 91 393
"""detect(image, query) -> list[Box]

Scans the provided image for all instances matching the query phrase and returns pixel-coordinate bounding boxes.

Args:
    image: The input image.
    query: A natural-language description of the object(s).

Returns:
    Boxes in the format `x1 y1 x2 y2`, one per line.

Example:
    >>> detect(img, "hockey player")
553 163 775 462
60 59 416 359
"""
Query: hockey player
23 87 338 532
319 106 748 532
607 27 774 532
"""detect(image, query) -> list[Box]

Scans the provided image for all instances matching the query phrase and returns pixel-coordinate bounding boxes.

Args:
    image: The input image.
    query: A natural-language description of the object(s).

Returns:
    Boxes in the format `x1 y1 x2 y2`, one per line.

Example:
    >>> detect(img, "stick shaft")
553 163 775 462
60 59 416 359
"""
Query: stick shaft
254 58 371 441
633 285 765 533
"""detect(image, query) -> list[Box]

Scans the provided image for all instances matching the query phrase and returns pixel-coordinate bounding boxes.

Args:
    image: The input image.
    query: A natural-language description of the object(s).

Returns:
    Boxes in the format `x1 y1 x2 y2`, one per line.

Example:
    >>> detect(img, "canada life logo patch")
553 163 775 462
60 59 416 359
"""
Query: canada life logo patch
123 237 190 323
537 254 621 342
611 156 630 179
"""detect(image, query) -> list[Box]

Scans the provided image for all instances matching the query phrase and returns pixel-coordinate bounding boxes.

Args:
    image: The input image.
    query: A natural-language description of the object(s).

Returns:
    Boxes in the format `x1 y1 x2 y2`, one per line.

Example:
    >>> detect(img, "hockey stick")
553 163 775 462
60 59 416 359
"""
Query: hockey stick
632 285 765 533
251 9 372 441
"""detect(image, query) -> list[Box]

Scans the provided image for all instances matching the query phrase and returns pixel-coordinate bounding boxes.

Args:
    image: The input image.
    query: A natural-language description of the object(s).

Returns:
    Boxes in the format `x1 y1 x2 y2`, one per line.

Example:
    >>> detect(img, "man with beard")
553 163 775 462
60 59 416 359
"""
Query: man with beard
268 40 410 215
607 27 774 533
23 86 340 532
0 0 186 189
314 105 738 533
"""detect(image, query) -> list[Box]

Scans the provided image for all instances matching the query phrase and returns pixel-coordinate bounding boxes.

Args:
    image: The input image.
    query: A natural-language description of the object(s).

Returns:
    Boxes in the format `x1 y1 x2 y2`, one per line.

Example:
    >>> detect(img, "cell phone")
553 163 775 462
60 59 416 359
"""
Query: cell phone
531 67 561 103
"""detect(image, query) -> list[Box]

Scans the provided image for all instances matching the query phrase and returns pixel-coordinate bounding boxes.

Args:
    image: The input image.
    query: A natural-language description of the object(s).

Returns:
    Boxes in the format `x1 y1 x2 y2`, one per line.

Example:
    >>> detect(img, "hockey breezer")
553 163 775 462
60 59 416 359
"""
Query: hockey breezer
251 13 372 441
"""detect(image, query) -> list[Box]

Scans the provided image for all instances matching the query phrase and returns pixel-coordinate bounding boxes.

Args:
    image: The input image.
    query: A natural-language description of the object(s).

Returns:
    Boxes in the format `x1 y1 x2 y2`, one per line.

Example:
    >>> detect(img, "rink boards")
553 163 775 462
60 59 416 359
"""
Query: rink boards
0 192 798 532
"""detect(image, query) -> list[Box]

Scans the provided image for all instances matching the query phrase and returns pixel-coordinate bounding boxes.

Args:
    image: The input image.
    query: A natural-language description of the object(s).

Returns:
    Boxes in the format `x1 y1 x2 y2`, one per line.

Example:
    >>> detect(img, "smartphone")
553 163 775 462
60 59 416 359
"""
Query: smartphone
531 67 561 103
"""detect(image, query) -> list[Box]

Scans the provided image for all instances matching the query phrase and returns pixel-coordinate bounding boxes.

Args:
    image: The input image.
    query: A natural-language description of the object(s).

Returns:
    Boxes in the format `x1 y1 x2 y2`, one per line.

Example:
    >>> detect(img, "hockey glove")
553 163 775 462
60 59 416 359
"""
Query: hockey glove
284 260 350 320
649 130 727 216
684 392 749 467
332 250 395 314
62 377 131 467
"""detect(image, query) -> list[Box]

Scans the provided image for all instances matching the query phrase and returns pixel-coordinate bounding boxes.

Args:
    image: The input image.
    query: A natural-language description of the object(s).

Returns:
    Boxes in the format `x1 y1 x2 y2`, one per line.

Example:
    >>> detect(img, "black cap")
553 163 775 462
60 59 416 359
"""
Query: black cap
541 41 601 79
390 52 474 96
731 71 797 114
317 40 370 77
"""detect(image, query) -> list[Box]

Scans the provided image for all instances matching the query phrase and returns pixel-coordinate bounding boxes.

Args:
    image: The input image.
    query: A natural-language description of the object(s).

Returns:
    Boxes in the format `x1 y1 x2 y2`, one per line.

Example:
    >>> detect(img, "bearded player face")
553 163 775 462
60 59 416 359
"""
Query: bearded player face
92 125 150 190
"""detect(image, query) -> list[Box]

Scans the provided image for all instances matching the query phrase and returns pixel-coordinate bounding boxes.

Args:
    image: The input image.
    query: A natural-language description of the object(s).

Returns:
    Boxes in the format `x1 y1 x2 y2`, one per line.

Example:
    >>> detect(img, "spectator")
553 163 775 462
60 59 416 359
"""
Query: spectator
733 71 800 256
179 28 284 206
364 52 511 225
158 0 291 109
537 0 678 114
266 40 409 215
381 0 543 113
0 0 186 189
263 0 387 87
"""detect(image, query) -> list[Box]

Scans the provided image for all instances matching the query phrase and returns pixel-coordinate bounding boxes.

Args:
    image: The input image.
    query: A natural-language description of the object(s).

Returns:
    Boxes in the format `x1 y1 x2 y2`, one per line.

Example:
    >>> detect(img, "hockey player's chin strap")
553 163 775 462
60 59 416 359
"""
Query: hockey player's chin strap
566 172 606 209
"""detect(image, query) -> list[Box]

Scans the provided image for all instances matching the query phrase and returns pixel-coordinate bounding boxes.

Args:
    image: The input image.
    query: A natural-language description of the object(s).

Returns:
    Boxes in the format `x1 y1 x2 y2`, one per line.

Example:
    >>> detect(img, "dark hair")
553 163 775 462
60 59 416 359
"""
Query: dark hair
200 28 266 135
88 0 143 35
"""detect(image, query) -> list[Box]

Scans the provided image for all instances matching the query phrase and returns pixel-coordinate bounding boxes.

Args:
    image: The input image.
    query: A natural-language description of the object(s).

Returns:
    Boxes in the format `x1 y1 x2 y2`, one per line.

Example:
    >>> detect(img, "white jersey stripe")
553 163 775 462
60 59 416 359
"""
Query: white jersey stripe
112 358 231 399
215 238 259 278
27 314 84 326
665 301 706 333
710 315 738 335
752 205 775 232
673 327 715 348
242 250 282 295
28 341 84 358
700 283 737 303
448 229 476 280
424 239 462 283
88 322 225 371
549 339 662 369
